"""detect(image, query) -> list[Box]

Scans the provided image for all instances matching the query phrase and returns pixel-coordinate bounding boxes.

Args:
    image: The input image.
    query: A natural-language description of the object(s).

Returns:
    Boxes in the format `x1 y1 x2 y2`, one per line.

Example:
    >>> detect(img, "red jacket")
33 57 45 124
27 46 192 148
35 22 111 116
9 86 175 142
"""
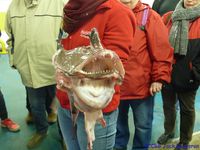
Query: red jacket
56 0 136 113
120 2 173 100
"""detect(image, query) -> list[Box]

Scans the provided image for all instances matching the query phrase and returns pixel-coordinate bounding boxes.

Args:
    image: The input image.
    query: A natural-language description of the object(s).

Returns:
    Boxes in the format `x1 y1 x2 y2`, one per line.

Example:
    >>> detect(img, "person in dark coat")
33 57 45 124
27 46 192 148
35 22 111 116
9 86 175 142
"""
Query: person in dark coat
157 0 200 149
152 0 180 16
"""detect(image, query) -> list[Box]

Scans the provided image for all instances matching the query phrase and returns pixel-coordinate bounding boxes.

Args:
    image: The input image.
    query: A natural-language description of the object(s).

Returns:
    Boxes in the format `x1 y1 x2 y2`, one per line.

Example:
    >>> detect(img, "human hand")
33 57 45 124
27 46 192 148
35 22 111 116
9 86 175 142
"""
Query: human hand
55 69 71 92
149 82 163 96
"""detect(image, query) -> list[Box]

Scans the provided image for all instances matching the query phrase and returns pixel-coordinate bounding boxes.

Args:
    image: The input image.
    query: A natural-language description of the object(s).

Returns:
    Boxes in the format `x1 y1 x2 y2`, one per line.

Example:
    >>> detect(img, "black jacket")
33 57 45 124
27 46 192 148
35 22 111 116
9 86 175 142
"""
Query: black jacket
163 12 200 91
152 0 180 16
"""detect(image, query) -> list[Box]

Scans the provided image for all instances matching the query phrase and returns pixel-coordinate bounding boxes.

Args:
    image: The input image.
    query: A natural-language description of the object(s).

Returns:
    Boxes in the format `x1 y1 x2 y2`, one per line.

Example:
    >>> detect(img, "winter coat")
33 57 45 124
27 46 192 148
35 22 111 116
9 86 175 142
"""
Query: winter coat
163 12 200 91
56 0 136 113
120 2 173 100
5 0 67 88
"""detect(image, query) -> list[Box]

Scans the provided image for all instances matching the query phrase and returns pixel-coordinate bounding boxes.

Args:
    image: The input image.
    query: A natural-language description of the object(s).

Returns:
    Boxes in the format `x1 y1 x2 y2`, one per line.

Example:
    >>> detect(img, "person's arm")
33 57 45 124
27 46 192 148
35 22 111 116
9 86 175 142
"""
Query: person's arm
146 11 173 84
193 56 200 82
5 8 15 68
102 7 136 65
192 43 200 82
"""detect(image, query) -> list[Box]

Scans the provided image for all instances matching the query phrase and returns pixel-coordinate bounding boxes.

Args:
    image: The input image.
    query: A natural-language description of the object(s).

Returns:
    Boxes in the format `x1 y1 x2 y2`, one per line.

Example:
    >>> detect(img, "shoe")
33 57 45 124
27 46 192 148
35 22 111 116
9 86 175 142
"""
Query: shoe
62 139 67 150
174 142 189 150
26 113 34 124
47 112 57 124
1 118 20 132
157 133 175 144
27 132 47 149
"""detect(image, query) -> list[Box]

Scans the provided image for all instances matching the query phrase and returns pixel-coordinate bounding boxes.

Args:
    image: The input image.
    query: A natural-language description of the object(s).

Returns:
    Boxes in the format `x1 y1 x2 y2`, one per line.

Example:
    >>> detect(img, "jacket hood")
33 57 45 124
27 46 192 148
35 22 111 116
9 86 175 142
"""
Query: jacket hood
133 1 150 13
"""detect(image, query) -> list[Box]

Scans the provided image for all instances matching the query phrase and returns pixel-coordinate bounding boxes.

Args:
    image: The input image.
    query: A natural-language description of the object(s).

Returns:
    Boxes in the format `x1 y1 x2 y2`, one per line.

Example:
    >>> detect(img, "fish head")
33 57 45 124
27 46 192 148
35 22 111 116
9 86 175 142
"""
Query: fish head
52 28 125 112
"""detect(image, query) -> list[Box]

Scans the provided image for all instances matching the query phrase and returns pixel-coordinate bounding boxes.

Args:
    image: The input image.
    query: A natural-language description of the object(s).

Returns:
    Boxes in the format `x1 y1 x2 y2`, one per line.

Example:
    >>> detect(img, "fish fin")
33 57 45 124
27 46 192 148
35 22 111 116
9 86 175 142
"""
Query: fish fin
67 90 79 139
99 118 106 128
70 105 79 139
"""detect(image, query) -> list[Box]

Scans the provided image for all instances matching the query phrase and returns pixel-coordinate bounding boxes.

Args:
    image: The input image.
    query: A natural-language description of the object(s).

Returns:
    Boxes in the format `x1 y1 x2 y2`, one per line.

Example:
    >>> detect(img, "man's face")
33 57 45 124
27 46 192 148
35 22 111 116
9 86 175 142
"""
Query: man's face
184 0 200 8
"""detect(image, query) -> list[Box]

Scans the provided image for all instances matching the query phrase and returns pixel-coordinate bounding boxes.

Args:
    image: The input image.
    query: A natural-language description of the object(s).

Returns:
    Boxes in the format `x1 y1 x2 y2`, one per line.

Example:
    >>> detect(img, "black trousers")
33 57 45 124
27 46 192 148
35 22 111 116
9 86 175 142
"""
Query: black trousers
161 84 197 144
0 89 8 120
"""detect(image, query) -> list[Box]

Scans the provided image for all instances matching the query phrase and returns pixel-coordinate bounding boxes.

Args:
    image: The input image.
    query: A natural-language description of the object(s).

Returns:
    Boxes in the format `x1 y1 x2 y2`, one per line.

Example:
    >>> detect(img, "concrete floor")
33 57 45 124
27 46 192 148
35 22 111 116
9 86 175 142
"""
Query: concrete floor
0 55 63 150
149 132 200 150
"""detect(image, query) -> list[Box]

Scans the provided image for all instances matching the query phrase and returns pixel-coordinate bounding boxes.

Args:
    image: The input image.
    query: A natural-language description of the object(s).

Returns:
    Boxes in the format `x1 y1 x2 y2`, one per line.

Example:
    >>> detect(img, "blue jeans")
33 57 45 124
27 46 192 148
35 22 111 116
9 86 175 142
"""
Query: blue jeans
115 96 154 150
26 85 56 134
58 106 118 150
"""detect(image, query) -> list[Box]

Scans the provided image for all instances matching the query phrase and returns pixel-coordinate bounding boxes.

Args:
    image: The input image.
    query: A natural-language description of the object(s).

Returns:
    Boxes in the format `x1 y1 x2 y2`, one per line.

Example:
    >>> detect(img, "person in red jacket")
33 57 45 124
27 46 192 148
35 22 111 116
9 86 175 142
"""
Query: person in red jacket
157 0 200 149
114 0 173 149
55 0 136 149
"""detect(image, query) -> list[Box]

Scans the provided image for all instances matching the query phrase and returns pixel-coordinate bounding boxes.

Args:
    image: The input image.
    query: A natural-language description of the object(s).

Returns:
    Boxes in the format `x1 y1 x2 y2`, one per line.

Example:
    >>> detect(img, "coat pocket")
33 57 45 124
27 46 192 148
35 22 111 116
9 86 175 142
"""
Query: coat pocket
171 57 199 92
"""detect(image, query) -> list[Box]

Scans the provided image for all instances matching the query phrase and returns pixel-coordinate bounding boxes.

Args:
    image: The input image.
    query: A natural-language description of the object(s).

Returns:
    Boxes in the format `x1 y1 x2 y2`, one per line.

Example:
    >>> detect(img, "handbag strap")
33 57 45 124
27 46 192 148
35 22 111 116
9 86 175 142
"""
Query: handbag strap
140 7 149 31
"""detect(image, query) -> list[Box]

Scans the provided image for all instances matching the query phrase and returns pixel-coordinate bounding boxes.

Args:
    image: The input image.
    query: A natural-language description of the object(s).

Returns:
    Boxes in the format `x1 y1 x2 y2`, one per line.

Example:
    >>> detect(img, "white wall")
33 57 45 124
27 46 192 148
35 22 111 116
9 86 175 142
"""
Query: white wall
141 0 155 7
0 0 12 44
0 0 12 12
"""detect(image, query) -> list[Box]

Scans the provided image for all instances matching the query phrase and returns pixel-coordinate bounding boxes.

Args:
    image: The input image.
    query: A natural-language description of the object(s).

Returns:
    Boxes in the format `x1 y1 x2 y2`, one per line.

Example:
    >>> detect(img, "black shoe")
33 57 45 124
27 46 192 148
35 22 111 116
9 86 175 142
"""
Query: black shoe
157 133 175 144
174 142 189 150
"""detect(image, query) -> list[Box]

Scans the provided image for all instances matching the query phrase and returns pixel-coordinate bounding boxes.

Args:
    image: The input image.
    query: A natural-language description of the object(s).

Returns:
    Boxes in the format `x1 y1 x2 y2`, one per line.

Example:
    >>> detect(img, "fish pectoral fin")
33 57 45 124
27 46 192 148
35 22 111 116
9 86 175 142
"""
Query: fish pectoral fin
71 110 79 126
99 118 106 128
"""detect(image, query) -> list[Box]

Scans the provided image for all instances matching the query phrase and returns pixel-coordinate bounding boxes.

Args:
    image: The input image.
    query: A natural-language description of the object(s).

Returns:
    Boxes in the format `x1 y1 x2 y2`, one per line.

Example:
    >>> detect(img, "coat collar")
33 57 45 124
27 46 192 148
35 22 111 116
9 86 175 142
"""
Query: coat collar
133 1 150 13
24 0 40 8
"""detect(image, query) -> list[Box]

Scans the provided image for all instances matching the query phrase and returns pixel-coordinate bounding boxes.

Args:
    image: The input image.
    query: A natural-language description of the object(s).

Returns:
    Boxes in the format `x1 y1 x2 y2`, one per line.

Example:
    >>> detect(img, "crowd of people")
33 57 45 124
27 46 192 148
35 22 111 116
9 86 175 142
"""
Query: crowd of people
1 0 200 150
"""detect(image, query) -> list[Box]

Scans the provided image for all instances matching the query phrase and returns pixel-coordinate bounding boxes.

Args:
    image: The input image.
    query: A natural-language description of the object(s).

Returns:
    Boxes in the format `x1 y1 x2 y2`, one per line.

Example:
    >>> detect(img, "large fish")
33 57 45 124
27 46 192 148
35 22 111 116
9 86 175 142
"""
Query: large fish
52 28 125 150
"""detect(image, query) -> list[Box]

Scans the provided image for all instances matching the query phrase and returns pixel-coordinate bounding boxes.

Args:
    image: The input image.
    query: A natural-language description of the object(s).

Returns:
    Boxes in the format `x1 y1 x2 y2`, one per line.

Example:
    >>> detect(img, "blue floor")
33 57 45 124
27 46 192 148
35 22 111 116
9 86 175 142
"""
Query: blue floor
0 55 63 150
0 55 200 150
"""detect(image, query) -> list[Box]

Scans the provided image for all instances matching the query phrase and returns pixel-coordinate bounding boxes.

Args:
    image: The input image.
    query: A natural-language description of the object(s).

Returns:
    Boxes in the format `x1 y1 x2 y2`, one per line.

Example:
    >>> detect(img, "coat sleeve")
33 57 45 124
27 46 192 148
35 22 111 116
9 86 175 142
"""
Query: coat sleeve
193 50 200 82
102 7 136 65
4 7 15 68
162 11 173 26
146 11 173 83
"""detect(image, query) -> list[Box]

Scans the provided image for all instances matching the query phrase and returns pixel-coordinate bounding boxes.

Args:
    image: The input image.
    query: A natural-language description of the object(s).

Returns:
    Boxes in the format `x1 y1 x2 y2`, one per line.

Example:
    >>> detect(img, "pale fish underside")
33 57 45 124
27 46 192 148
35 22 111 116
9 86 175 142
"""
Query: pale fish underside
52 28 125 150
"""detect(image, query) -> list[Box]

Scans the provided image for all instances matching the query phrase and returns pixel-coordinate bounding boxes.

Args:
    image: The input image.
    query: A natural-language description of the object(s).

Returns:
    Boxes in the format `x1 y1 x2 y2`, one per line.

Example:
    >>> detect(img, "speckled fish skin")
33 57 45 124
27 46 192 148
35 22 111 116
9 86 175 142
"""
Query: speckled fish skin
53 28 125 150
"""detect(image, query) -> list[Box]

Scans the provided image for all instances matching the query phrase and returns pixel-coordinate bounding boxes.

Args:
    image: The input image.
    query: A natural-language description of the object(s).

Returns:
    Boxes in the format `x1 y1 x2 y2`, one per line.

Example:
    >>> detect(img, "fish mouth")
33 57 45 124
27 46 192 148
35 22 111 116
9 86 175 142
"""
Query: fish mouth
72 78 115 112
53 49 124 112
73 50 124 81
70 50 123 112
